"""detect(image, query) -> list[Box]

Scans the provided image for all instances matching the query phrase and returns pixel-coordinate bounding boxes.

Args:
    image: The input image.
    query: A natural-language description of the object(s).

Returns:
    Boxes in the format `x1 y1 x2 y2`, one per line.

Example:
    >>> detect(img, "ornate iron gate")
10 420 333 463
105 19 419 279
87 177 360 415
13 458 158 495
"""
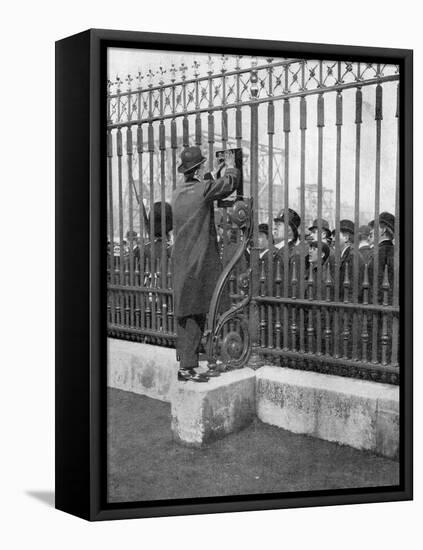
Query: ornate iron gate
107 55 400 384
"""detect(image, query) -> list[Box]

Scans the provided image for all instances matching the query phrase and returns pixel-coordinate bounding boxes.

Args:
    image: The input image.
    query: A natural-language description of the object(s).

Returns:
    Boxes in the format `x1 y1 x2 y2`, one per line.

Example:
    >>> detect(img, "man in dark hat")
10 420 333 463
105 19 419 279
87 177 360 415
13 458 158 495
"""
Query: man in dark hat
172 147 240 382
272 208 301 256
368 212 395 304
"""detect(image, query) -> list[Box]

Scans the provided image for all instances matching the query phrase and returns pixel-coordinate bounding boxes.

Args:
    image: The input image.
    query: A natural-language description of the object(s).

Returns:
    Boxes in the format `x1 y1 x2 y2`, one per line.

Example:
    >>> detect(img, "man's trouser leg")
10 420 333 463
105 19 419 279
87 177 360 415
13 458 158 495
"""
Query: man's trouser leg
176 314 206 369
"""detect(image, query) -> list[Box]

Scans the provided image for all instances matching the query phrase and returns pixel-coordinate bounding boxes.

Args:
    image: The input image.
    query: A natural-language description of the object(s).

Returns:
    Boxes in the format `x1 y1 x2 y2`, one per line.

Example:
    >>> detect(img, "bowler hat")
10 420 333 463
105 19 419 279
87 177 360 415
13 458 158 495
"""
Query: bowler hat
149 202 173 238
379 211 395 232
368 220 375 229
126 229 138 239
274 208 301 229
258 223 269 236
308 219 330 232
340 219 354 235
177 146 206 174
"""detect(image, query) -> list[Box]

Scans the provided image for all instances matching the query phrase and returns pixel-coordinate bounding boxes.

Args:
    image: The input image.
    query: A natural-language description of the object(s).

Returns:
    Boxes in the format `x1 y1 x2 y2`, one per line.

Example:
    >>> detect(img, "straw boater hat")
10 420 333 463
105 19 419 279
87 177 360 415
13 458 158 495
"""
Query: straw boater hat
177 146 206 174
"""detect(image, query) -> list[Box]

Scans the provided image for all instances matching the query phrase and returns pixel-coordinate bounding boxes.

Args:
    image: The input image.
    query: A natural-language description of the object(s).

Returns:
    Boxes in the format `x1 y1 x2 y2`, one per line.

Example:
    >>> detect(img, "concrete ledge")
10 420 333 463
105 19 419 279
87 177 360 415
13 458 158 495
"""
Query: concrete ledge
256 366 399 460
107 338 178 402
171 369 256 447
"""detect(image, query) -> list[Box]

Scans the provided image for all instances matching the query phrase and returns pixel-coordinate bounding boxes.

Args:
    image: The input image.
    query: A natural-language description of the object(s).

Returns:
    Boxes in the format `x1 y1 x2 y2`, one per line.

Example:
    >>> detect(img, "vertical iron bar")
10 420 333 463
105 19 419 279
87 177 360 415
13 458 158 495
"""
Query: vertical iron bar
299 62 307 354
117 127 124 325
324 263 332 354
343 262 351 358
352 86 362 360
126 125 135 328
372 80 383 363
307 264 315 353
208 67 214 172
291 259 298 351
159 82 167 332
107 129 115 324
148 121 156 332
381 265 390 365
361 263 370 360
260 260 266 346
334 84 343 358
137 124 146 331
275 258 282 349
249 98 262 366
171 82 177 190
235 62 243 299
316 92 324 355
283 89 290 355
267 97 275 349
391 84 400 366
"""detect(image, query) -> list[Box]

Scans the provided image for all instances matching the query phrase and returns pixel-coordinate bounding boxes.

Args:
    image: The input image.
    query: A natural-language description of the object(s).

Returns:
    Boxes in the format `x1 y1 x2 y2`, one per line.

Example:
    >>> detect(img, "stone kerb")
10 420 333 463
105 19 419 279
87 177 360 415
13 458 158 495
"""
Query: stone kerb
171 368 256 447
256 366 399 460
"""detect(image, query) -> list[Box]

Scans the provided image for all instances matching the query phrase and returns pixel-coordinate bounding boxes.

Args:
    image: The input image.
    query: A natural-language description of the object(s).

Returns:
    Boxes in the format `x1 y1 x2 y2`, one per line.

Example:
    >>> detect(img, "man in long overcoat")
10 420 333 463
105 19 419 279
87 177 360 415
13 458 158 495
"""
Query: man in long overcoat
172 147 239 382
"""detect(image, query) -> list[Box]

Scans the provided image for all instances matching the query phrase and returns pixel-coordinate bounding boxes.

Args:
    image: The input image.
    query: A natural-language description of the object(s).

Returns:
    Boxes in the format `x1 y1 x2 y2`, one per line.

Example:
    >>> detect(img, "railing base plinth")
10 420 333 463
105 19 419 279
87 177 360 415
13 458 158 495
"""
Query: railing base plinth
246 345 264 370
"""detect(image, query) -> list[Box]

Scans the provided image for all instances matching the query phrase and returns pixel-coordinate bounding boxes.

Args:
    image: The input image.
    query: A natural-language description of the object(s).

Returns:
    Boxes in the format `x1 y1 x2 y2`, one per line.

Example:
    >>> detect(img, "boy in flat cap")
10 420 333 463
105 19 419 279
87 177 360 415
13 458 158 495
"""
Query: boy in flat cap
172 147 240 382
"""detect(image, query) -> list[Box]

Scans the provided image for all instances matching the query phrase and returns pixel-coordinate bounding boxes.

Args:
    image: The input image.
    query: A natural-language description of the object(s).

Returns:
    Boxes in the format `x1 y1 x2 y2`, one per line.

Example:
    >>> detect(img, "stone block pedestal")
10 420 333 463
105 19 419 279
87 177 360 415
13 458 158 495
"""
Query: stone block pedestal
171 368 256 447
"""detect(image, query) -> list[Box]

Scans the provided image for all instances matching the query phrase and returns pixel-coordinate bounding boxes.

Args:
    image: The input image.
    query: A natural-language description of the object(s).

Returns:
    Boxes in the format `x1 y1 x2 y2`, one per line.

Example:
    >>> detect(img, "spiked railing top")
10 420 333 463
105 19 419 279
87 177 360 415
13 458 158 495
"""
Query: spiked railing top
107 58 399 127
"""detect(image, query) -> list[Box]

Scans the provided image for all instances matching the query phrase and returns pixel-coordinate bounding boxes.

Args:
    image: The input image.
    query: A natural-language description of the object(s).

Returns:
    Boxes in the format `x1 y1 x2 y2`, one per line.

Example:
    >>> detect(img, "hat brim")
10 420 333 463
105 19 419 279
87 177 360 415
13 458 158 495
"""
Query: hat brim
177 157 206 174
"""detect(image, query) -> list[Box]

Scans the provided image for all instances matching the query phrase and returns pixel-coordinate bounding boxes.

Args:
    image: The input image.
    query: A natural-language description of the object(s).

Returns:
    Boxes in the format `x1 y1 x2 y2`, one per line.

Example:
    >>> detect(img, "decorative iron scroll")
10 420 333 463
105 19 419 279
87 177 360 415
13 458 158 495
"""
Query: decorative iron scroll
204 199 253 369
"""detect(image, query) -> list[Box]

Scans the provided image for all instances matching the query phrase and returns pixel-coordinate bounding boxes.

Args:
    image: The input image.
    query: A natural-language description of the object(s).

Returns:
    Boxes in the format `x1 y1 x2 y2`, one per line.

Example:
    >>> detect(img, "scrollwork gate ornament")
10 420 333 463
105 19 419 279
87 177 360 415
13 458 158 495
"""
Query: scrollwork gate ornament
204 198 254 371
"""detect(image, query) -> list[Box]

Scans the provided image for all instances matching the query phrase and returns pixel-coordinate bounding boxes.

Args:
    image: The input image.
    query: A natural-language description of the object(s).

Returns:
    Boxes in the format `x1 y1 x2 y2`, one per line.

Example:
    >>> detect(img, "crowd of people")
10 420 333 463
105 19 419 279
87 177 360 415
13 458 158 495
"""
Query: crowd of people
248 208 396 304
108 205 396 306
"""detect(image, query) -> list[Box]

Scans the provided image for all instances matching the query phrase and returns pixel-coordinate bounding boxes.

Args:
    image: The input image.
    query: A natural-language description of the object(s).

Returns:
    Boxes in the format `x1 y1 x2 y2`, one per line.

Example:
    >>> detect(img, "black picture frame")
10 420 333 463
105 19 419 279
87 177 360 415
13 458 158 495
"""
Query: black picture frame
55 28 413 521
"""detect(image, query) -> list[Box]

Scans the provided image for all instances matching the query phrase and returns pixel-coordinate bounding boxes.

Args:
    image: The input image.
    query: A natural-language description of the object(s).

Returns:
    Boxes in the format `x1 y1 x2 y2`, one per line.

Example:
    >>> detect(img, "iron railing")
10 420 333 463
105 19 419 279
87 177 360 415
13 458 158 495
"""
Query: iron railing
107 56 400 384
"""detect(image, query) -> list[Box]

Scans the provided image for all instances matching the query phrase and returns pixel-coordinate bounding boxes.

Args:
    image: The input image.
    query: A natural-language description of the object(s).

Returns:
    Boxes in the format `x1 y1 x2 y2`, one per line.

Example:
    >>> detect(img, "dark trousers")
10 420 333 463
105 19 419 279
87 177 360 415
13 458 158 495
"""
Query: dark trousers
176 314 206 369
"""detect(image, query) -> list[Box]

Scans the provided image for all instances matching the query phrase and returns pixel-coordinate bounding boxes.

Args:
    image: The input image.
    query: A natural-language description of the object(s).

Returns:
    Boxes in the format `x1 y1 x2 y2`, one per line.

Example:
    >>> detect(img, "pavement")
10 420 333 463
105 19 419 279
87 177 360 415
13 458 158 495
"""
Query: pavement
107 388 399 503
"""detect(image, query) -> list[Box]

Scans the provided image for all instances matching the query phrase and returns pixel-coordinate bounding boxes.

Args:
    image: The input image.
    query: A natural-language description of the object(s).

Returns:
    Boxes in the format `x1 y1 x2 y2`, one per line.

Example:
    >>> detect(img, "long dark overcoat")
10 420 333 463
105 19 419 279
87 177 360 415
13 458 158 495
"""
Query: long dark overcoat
171 169 239 318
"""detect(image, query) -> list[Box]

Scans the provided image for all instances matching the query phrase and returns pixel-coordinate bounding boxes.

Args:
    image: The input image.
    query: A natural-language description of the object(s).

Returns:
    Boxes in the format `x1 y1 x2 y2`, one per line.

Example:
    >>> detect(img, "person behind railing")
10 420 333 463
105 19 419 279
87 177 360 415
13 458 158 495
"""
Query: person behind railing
368 212 395 305
358 225 373 264
307 218 335 273
270 208 305 296
335 219 364 302
272 208 301 260
308 240 331 278
258 223 271 261
172 146 240 383
134 201 173 287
